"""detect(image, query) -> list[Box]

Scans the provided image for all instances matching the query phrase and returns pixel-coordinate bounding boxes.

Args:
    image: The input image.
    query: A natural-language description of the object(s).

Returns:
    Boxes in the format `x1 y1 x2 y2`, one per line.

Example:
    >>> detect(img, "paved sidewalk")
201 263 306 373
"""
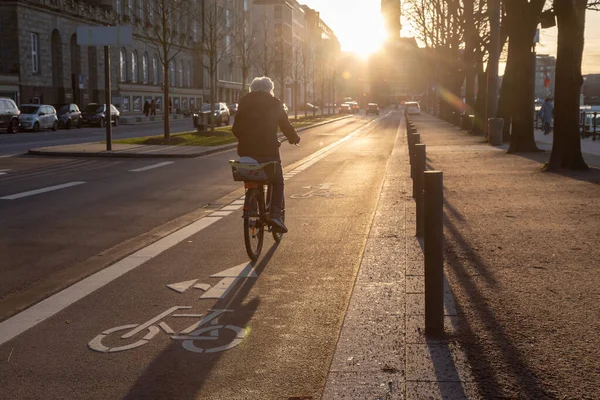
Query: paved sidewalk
323 116 477 399
534 128 600 157
27 116 351 158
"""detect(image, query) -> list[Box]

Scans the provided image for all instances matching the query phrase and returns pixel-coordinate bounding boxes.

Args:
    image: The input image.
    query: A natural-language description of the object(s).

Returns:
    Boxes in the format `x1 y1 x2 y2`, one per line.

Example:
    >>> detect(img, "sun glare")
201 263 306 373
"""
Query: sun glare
339 12 387 58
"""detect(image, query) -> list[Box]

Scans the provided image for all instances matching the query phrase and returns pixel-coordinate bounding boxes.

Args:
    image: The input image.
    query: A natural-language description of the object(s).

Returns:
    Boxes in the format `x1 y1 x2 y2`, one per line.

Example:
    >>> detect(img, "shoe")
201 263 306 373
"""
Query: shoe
269 207 288 234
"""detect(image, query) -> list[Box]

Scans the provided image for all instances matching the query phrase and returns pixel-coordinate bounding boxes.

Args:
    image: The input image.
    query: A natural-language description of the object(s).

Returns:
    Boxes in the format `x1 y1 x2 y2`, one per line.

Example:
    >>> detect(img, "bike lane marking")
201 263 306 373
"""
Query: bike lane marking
129 161 174 172
0 216 221 347
0 113 388 348
0 181 86 200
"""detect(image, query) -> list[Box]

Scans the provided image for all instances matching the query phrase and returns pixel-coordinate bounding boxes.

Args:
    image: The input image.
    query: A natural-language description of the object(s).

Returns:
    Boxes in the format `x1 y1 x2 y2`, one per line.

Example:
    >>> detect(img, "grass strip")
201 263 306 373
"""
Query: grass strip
114 114 344 147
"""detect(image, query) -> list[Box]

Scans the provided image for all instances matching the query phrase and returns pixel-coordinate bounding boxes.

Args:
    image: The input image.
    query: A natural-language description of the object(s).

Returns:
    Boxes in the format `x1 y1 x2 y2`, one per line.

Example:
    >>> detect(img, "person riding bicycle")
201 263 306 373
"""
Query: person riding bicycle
232 76 300 234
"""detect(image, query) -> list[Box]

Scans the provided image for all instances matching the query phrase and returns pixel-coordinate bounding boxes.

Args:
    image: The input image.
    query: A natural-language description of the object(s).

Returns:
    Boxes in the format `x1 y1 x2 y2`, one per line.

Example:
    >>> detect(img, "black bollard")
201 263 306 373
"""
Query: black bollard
410 133 420 178
414 145 426 234
424 171 444 337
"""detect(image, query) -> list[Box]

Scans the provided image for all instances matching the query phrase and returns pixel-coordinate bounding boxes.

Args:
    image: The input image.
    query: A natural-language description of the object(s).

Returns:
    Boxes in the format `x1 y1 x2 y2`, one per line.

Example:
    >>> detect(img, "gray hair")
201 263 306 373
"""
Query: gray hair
250 76 275 96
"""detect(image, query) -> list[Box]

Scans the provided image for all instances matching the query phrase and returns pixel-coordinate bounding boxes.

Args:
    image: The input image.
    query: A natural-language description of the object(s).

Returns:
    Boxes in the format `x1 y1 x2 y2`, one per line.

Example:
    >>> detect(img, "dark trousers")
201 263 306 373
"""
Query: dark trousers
255 156 284 212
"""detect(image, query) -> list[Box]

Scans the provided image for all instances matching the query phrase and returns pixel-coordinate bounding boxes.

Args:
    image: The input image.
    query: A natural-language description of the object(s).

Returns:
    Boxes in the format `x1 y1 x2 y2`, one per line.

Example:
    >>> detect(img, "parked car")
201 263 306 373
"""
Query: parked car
56 103 83 129
201 102 230 126
405 101 421 115
301 103 319 113
227 103 238 117
339 103 352 114
0 97 20 133
366 103 380 115
18 104 58 132
81 103 120 127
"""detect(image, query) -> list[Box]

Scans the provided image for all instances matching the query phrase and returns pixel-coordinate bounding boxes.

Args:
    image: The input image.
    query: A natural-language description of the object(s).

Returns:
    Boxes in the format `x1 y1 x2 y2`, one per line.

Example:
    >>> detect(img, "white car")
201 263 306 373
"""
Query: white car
405 101 421 116
18 104 58 132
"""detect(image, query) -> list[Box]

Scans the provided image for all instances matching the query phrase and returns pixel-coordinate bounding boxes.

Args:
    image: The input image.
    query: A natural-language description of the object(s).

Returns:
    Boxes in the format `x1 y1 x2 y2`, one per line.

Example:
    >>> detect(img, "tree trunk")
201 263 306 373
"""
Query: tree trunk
497 57 515 142
473 68 487 135
163 59 170 140
464 0 476 112
210 63 216 133
505 0 544 153
546 0 588 171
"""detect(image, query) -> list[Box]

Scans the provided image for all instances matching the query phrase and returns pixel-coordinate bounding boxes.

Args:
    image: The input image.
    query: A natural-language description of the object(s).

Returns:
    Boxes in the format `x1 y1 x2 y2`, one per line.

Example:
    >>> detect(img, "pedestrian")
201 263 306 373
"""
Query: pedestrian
143 100 150 117
150 99 156 116
540 97 554 135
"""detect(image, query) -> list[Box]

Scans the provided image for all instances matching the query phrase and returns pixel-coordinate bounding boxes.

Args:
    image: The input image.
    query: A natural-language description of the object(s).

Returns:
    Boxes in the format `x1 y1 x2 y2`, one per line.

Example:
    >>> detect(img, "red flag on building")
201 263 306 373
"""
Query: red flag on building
543 72 551 89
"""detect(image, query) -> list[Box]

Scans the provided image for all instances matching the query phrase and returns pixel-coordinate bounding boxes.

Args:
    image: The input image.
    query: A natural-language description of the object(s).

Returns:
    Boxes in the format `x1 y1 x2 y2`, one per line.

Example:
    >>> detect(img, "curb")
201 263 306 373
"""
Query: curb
27 115 353 159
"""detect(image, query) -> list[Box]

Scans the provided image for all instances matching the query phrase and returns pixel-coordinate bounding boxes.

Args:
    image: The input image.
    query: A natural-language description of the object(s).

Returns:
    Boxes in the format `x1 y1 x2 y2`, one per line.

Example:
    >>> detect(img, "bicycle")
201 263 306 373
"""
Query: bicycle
88 307 246 354
230 139 295 261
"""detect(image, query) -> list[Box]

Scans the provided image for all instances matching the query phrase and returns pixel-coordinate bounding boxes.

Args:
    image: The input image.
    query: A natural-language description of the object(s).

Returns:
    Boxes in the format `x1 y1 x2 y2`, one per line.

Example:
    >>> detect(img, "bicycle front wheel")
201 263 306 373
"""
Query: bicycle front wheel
244 188 264 261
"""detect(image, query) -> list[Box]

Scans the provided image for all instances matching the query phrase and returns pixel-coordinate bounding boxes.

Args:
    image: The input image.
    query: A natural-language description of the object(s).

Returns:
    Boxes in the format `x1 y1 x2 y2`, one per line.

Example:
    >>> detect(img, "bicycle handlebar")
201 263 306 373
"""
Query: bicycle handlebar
279 137 300 146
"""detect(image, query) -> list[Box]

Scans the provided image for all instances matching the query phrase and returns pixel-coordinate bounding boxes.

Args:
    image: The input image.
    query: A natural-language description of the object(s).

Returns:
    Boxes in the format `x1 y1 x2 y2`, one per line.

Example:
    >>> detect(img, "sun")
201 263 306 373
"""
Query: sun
338 12 387 58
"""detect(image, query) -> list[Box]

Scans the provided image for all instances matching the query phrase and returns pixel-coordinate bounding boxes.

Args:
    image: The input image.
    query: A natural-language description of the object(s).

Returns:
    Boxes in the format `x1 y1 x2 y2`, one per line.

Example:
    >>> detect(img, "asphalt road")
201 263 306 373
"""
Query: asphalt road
0 111 401 399
0 118 198 156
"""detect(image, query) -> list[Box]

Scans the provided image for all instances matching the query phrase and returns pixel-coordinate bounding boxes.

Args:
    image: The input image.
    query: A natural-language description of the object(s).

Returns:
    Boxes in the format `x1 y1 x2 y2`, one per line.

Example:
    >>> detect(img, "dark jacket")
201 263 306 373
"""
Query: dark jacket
233 91 299 158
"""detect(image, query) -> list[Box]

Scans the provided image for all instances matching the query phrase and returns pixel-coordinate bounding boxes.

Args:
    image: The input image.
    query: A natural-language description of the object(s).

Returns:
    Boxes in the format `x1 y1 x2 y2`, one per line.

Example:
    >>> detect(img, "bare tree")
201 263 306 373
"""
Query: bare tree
301 40 315 117
290 39 303 119
252 13 276 77
232 8 256 96
273 39 293 102
137 0 189 139
193 0 234 132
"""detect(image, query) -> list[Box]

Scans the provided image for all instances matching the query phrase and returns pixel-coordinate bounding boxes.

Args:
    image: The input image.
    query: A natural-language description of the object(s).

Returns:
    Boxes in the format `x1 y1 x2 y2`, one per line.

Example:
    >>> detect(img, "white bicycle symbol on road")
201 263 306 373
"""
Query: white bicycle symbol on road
89 307 246 354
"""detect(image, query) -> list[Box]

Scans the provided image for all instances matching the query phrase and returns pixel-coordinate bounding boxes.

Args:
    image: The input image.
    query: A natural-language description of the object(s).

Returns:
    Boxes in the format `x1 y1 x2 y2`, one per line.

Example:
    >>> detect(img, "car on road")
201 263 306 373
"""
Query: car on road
303 103 319 113
366 103 380 115
405 101 421 115
347 101 360 114
81 103 120 127
18 104 58 132
0 97 20 133
339 103 352 114
56 103 83 129
227 103 238 117
201 102 231 126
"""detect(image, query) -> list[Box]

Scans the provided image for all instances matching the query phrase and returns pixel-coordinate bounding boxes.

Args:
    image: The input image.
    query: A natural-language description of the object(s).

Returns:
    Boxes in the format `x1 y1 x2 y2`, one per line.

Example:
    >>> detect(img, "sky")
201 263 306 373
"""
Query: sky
300 0 600 75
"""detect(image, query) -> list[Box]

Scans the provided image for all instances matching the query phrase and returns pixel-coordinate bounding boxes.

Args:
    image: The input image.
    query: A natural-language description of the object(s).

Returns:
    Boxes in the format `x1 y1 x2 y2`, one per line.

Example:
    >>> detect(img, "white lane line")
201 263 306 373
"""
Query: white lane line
0 216 222 347
210 211 234 216
220 204 243 211
0 181 86 200
230 200 245 205
0 169 11 175
0 154 19 159
129 161 174 172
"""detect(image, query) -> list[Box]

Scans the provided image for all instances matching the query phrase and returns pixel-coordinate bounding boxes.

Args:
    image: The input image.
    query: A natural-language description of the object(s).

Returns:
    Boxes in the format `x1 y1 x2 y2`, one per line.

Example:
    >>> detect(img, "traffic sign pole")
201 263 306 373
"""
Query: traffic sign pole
104 46 112 151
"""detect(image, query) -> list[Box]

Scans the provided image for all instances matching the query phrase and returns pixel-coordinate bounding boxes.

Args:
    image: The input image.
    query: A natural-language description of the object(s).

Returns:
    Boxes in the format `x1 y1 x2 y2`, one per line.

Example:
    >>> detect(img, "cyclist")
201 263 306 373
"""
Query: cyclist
232 76 300 233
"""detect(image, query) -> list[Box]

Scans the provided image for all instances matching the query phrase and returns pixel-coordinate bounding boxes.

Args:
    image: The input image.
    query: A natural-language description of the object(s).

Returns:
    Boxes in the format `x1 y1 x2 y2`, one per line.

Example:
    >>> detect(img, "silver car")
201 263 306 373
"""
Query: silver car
19 104 58 132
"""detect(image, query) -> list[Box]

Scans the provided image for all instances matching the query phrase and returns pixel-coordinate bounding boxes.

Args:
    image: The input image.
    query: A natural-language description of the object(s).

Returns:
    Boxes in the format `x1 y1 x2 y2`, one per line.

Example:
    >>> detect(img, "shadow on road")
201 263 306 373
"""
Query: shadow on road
121 243 280 400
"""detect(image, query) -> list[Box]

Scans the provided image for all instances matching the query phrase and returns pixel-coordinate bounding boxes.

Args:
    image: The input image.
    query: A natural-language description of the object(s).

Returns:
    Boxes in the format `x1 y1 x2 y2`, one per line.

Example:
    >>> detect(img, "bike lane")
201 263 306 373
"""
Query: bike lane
0 113 401 400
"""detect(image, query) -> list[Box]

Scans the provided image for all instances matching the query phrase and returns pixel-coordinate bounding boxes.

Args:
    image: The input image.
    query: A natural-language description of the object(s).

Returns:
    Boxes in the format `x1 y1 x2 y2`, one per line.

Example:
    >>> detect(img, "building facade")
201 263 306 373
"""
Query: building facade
0 0 246 113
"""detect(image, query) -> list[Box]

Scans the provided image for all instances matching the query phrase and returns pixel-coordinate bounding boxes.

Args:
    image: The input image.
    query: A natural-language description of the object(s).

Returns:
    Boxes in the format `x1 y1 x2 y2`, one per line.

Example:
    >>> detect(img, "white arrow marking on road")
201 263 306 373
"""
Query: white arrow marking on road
0 181 86 200
194 283 211 291
318 183 332 190
167 279 199 293
201 263 257 299
211 262 257 278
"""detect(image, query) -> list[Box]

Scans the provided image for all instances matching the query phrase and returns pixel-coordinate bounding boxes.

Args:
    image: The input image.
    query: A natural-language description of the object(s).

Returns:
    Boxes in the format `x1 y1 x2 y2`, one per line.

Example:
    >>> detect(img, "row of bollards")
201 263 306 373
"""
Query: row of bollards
405 117 445 338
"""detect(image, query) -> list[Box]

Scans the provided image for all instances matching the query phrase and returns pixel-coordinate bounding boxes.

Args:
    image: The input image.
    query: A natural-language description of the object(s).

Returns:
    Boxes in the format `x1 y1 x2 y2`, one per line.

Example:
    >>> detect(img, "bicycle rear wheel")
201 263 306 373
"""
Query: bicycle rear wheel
244 188 264 261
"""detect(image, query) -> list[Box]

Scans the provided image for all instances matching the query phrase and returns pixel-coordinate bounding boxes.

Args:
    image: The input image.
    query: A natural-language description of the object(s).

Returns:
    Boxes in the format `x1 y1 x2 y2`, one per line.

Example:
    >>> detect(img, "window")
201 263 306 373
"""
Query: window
244 0 248 11
193 21 198 42
131 50 138 83
226 9 231 28
116 0 121 14
275 5 282 19
169 60 175 87
31 33 39 73
139 0 145 23
119 48 127 82
178 60 183 87
142 53 149 83
153 56 158 84
127 0 133 18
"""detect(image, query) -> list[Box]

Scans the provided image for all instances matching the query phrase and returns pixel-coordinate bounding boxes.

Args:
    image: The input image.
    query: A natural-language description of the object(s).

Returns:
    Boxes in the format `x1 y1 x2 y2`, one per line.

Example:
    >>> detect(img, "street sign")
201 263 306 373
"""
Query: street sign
76 25 133 46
